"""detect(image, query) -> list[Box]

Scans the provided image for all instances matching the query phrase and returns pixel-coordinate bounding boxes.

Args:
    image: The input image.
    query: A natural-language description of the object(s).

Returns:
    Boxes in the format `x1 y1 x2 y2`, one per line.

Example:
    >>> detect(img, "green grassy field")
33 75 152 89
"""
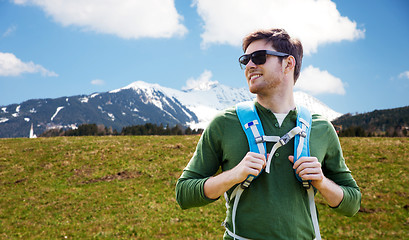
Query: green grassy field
0 136 408 239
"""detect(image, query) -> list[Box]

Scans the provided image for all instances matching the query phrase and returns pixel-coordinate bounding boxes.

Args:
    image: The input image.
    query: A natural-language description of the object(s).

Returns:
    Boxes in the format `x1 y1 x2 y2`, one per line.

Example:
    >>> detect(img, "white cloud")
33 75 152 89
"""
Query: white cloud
193 0 365 54
91 79 105 85
399 71 409 79
13 0 187 39
0 52 58 77
182 70 219 91
2 25 17 38
295 65 346 95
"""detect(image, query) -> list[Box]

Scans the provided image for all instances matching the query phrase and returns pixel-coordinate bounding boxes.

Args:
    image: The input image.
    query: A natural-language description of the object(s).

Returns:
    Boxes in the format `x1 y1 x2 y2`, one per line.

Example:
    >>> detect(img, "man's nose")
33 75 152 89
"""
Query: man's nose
246 59 257 69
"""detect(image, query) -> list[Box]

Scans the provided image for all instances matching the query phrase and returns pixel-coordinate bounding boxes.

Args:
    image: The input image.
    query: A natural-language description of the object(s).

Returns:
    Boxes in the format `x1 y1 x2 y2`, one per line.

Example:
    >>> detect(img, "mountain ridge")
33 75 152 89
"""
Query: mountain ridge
113 81 342 129
0 81 342 138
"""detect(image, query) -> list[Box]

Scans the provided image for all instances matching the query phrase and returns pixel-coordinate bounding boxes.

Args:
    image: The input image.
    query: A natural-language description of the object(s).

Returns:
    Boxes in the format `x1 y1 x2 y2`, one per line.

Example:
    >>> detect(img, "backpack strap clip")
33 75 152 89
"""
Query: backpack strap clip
255 135 264 144
279 133 292 146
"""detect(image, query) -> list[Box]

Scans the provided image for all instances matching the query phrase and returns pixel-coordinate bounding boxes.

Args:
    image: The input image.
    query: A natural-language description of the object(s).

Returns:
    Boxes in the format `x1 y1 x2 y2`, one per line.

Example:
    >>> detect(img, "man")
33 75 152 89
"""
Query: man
176 28 361 240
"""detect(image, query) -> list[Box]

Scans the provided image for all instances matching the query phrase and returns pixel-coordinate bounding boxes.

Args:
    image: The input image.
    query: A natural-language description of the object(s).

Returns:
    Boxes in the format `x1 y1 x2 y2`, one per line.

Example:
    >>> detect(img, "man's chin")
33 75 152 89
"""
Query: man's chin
248 85 260 94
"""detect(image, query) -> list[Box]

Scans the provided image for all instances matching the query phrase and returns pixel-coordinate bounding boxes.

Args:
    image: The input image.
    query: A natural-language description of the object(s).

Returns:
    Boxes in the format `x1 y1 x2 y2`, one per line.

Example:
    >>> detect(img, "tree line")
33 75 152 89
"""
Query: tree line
39 123 203 137
335 125 408 137
332 105 409 137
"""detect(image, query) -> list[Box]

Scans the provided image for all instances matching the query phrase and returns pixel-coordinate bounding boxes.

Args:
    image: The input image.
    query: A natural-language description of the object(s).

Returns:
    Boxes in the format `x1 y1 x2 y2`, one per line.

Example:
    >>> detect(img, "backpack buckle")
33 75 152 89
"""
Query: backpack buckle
255 135 264 144
279 134 291 146
302 180 311 188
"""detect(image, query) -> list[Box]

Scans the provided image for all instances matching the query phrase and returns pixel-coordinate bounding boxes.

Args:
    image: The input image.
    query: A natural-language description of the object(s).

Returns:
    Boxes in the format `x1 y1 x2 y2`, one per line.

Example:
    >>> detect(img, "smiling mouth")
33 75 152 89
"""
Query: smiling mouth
249 74 262 81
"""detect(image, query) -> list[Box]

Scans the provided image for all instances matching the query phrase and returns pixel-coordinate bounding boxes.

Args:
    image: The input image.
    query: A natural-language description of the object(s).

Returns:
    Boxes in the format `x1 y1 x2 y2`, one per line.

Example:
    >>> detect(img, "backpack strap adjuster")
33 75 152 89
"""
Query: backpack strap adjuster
255 135 264 144
279 133 291 146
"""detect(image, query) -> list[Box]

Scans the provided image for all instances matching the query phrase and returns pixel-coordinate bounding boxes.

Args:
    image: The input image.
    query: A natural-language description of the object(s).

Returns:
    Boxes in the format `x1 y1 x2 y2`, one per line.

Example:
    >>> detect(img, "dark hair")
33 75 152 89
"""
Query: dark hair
242 28 303 82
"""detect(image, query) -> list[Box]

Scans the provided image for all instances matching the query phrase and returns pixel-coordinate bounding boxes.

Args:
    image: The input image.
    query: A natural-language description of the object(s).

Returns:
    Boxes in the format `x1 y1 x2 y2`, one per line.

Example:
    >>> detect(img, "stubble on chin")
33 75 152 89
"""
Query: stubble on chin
247 81 259 94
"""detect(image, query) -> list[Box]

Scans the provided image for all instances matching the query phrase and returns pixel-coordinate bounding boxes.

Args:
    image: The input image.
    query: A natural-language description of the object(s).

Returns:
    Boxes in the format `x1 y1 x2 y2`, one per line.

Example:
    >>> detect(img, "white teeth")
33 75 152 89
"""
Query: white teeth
250 74 262 81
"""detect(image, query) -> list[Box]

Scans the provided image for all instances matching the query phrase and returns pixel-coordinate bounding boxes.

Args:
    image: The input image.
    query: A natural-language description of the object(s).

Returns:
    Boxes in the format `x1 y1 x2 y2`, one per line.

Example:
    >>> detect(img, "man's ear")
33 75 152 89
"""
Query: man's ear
284 55 296 74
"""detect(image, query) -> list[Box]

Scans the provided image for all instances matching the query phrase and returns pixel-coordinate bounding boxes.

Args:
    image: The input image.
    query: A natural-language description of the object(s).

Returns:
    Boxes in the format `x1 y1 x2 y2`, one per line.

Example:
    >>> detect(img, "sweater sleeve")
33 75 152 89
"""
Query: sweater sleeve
319 119 361 217
175 113 225 209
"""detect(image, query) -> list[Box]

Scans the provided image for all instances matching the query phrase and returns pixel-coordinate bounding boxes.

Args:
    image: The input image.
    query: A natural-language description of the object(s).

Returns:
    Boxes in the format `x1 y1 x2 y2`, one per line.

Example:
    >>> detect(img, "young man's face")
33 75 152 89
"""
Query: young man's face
244 39 286 95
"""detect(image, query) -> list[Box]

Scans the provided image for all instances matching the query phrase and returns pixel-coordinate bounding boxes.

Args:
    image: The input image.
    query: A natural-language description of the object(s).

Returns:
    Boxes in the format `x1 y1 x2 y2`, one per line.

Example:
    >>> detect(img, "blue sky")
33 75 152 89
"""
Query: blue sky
0 0 408 114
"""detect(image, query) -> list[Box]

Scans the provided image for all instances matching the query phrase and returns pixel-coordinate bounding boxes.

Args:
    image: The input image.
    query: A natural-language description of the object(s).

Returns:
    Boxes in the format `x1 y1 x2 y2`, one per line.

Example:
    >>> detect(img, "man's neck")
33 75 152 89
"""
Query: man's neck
256 88 295 114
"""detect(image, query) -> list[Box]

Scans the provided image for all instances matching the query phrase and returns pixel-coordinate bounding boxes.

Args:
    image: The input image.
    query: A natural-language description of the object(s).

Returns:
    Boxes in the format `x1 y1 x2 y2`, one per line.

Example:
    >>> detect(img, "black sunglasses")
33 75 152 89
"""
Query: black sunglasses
239 50 289 69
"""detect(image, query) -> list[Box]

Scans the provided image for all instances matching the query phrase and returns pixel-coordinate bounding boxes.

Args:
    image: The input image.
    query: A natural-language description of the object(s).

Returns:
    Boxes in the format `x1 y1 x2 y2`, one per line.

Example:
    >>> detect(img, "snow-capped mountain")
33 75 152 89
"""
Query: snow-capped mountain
0 85 197 138
115 81 342 129
114 81 257 129
0 80 341 138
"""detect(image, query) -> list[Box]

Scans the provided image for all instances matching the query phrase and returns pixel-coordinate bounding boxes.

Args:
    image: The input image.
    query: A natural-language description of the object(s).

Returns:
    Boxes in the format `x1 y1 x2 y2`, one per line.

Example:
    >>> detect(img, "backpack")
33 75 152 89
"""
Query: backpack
223 101 321 240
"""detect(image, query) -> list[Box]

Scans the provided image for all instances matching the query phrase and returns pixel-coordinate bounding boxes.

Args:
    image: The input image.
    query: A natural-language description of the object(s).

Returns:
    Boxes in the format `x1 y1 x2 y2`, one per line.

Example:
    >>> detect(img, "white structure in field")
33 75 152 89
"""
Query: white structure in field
29 123 37 138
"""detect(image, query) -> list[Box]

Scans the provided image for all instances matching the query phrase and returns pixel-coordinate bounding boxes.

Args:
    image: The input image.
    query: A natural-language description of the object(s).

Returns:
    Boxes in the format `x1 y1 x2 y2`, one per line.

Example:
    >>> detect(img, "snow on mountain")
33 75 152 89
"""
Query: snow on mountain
51 106 64 121
0 82 198 138
113 81 253 129
0 80 342 138
294 91 342 121
114 81 342 129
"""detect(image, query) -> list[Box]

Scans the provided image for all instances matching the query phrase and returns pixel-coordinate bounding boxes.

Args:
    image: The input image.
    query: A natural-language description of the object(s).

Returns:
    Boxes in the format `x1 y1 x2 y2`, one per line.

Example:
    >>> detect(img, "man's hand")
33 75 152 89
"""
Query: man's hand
204 152 266 199
288 155 324 186
288 155 344 207
231 152 266 183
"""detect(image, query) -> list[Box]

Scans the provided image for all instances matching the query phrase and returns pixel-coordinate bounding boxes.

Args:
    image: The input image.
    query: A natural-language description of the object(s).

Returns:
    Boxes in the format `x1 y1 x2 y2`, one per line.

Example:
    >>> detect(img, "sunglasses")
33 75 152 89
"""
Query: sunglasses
239 50 289 69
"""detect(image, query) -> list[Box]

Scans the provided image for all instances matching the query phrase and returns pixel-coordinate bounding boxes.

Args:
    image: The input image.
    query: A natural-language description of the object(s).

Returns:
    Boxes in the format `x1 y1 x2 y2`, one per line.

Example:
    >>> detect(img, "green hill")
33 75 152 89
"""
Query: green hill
0 136 408 239
332 106 409 137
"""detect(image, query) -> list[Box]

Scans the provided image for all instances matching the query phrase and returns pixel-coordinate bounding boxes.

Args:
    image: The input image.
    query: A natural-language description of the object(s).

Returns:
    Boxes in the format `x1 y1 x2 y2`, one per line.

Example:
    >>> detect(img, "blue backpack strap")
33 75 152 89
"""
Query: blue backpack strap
294 105 312 187
294 106 322 239
236 101 266 156
235 101 266 188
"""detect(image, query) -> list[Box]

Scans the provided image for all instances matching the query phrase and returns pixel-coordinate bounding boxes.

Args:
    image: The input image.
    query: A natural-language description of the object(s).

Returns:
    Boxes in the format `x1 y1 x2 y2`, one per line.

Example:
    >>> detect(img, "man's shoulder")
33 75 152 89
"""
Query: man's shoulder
311 113 331 123
206 106 240 130
212 106 238 121
311 113 338 135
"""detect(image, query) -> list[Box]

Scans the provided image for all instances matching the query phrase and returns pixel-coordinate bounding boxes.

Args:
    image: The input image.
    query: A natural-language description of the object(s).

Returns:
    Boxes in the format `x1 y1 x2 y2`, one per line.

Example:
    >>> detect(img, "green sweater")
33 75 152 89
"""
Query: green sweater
176 102 361 240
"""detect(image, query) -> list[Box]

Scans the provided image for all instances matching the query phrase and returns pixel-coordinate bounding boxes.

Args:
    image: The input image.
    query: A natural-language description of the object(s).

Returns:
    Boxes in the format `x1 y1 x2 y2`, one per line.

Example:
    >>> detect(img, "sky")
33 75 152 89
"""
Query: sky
0 0 408 114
